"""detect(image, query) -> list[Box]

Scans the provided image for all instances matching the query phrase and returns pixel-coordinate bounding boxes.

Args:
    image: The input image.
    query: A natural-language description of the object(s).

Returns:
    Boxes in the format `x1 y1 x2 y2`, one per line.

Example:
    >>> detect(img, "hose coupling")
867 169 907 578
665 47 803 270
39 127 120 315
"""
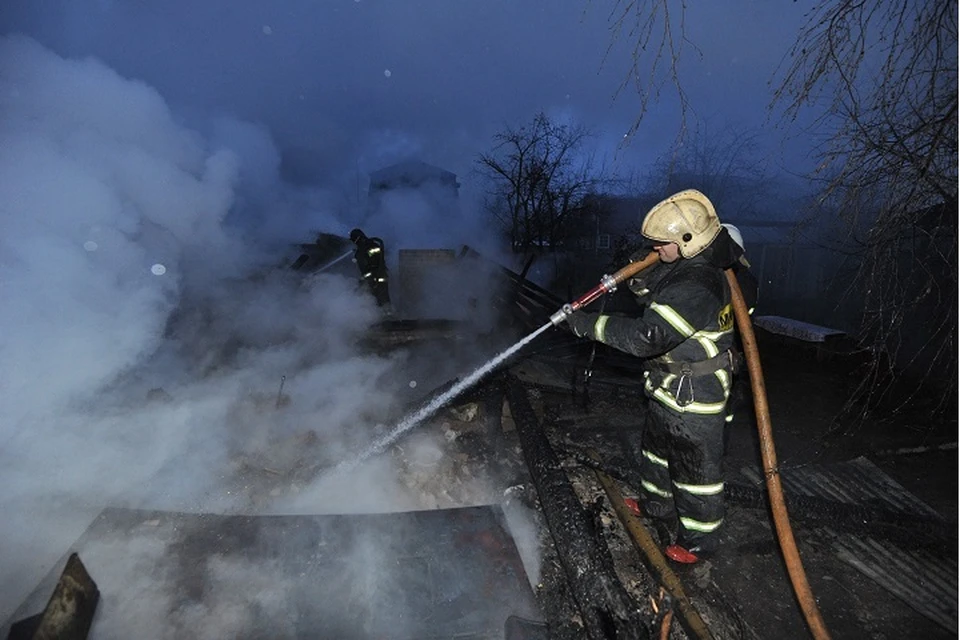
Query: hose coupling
600 273 617 293
549 303 574 326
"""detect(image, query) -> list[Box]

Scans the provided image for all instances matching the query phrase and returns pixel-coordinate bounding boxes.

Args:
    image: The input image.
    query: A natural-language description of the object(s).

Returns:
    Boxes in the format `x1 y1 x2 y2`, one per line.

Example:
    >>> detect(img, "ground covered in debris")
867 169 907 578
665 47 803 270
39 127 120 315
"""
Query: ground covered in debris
500 326 958 639
7 310 954 639
213 321 957 639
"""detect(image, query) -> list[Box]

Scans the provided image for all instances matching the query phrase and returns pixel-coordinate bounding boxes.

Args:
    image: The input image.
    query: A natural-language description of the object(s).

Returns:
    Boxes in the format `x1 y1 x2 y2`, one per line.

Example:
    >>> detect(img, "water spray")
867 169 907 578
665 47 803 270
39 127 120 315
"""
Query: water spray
316 249 354 273
329 252 661 476
333 323 553 475
549 251 660 326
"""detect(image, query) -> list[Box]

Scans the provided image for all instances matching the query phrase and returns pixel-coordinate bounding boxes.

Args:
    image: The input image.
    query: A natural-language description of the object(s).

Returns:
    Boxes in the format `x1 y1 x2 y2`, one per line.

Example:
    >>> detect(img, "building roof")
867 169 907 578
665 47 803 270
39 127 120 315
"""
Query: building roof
583 194 659 236
369 160 459 189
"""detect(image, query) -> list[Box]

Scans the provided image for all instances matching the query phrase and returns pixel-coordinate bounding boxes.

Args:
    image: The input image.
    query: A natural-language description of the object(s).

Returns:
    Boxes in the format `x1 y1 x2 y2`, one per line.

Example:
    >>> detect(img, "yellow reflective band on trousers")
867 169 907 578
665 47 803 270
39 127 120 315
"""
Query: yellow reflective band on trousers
641 479 673 499
680 516 724 533
642 449 669 468
363 272 373 279
594 315 610 342
674 480 724 496
650 302 696 337
645 380 728 414
367 247 382 255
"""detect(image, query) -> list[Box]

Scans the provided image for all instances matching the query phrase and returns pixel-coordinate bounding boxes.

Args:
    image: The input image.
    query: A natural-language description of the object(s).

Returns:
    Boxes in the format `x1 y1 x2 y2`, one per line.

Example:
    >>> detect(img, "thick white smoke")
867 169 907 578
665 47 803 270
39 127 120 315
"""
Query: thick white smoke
0 35 236 428
0 35 541 633
0 35 393 623
0 33 245 617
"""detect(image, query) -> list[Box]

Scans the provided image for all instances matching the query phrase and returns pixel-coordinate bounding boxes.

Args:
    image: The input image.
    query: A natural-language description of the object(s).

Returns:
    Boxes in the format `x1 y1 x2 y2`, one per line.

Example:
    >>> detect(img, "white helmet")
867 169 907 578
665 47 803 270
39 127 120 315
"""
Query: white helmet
722 223 745 251
641 189 721 258
722 222 752 267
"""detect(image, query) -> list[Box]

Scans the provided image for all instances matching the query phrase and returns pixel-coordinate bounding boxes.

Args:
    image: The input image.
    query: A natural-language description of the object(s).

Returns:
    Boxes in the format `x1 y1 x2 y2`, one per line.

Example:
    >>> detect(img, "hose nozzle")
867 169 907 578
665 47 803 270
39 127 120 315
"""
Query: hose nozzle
550 303 574 326
549 251 660 326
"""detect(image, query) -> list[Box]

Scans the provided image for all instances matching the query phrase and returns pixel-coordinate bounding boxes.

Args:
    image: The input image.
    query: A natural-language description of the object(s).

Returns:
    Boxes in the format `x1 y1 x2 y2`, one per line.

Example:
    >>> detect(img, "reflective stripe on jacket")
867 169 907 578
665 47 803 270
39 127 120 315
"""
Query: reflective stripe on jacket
354 236 388 279
589 252 734 413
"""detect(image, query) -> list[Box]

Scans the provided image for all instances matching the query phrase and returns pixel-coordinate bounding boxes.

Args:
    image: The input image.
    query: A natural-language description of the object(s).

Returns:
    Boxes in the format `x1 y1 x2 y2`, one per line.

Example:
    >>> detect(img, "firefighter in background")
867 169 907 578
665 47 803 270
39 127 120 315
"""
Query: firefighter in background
722 223 758 314
350 228 391 307
565 189 755 564
720 223 759 431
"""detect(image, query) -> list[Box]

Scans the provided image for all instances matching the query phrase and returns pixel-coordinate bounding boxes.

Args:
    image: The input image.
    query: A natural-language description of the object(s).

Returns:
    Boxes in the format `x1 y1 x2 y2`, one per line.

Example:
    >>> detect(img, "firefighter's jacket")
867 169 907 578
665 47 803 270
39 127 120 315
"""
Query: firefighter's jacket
586 248 735 415
354 236 387 282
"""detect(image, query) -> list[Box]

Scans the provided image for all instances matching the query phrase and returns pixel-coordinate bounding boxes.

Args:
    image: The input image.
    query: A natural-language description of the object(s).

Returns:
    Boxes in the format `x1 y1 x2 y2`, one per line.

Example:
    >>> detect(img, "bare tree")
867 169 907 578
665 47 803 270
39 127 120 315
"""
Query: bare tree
610 1 957 419
643 120 773 216
606 1 695 143
773 0 959 420
478 112 608 253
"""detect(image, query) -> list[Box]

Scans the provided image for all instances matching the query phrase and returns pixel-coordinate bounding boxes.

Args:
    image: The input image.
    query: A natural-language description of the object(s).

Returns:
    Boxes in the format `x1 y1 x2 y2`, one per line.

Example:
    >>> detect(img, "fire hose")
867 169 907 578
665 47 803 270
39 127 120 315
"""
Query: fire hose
548 251 661 327
725 268 831 640
551 251 831 640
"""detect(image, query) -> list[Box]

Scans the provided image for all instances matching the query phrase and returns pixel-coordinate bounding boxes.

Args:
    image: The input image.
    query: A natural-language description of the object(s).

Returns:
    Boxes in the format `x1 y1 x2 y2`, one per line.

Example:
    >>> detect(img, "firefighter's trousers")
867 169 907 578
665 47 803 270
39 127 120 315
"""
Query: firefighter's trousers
638 399 726 550
370 279 391 307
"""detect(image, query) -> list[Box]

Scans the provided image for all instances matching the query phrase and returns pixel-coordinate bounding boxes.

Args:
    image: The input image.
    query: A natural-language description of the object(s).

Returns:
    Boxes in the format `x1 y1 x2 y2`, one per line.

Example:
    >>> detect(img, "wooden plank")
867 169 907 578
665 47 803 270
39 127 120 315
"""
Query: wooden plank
505 375 649 640
7 553 99 640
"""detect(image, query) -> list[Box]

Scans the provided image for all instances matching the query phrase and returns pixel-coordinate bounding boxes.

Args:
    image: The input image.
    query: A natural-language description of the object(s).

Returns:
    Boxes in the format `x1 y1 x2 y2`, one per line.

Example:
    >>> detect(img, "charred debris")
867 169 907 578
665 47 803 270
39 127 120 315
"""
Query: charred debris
9 243 954 640
332 244 956 639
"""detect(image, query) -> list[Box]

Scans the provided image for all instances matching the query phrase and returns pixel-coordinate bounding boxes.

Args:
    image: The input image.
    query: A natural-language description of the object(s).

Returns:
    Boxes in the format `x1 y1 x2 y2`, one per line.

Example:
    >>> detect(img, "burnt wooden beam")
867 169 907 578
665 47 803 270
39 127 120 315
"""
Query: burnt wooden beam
7 553 100 640
592 465 714 640
505 375 649 640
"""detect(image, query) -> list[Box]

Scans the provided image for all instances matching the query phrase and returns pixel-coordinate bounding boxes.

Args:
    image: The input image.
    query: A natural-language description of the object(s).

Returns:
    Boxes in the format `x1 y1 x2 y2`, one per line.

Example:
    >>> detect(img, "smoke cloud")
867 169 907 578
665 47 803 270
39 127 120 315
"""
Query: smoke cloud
0 35 540 633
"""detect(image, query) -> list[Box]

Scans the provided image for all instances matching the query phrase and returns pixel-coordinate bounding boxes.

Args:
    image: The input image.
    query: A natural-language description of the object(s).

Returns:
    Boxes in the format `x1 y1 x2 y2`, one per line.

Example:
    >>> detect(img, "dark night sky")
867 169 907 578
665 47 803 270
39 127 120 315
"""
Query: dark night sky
1 0 820 190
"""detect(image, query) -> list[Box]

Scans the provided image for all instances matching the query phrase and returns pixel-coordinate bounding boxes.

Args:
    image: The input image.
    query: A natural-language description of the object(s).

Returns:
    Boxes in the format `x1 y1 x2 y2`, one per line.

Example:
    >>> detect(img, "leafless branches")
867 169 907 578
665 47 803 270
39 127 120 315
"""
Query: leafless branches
643 120 772 215
773 0 958 421
606 0 697 144
478 112 609 253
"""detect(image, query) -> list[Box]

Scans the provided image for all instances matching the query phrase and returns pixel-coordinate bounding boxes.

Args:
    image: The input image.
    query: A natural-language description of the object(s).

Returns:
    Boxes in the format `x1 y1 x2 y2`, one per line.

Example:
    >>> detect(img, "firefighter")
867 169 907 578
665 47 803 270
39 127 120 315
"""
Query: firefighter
720 223 759 431
350 228 391 307
722 223 758 314
565 189 754 564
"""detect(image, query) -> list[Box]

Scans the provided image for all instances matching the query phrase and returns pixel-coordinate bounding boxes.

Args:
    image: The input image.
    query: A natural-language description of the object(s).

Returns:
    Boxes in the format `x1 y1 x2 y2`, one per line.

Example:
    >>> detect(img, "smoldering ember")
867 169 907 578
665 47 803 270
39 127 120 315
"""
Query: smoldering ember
0 3 956 639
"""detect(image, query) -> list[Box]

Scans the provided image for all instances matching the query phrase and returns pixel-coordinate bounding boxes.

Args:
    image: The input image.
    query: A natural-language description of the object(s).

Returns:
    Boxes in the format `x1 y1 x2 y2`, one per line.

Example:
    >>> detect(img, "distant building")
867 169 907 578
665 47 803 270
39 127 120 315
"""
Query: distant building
573 194 658 255
367 160 460 211
362 160 463 251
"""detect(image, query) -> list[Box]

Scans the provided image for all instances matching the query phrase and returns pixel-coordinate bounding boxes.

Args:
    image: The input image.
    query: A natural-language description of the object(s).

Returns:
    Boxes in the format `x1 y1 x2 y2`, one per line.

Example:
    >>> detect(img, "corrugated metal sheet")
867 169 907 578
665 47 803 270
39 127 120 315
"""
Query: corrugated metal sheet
5 506 542 638
741 457 957 633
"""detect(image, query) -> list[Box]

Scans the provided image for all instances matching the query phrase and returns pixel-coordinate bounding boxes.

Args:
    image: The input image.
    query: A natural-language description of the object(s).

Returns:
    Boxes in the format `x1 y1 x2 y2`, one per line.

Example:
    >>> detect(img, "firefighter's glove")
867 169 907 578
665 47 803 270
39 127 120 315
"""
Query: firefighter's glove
566 311 598 339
